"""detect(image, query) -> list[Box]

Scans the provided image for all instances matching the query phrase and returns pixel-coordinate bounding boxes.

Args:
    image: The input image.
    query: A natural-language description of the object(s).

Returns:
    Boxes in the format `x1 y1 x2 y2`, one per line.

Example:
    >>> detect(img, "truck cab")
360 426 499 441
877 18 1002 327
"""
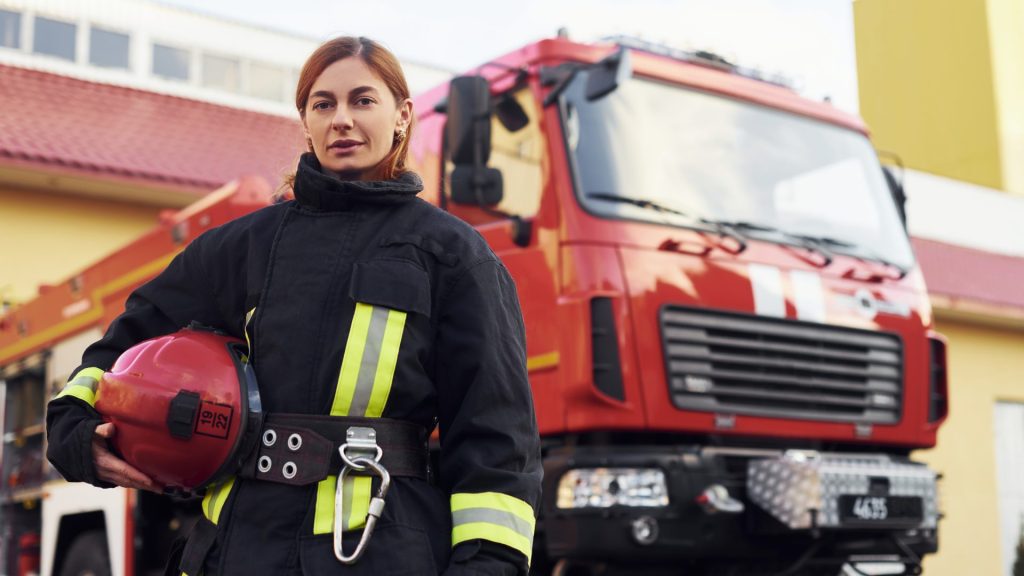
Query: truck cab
410 37 947 574
0 36 947 576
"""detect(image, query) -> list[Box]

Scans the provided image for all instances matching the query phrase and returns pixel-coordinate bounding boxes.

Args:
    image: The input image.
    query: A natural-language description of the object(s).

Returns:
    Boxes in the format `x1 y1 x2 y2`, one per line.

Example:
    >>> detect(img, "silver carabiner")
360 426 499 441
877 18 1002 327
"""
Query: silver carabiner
334 429 391 564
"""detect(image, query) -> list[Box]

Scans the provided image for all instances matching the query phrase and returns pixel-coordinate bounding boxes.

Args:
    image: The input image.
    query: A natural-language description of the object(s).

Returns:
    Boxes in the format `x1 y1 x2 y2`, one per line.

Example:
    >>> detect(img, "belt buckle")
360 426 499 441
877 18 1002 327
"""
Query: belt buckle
333 426 391 564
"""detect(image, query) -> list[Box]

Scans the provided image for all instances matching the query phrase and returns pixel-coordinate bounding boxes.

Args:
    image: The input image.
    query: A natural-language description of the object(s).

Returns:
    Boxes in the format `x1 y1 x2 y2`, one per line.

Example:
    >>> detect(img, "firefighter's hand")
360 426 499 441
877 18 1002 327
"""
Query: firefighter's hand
92 423 162 492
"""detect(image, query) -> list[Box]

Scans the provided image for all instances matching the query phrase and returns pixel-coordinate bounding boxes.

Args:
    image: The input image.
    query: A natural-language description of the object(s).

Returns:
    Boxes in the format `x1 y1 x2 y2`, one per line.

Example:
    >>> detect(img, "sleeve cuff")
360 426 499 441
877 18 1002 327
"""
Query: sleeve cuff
55 367 105 408
450 492 536 565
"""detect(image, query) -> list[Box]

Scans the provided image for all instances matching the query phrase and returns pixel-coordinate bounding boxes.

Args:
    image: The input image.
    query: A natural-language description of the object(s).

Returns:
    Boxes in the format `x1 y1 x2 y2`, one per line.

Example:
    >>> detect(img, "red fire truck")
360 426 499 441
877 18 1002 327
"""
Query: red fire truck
0 37 946 575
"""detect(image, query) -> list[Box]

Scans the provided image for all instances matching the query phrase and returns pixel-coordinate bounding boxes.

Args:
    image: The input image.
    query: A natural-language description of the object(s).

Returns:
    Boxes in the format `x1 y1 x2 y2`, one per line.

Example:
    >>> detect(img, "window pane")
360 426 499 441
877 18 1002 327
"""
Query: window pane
248 62 285 101
152 43 189 80
202 54 240 93
0 10 20 49
33 17 76 61
489 89 544 218
89 27 129 69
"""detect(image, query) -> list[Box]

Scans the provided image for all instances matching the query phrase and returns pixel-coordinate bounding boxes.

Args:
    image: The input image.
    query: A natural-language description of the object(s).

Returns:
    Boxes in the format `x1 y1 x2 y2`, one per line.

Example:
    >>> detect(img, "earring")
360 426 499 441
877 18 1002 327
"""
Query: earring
395 128 407 142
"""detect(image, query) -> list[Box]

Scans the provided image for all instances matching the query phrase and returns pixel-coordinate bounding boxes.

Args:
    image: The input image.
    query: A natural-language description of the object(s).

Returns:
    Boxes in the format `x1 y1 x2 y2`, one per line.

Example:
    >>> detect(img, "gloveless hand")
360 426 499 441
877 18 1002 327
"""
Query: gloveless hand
92 422 162 492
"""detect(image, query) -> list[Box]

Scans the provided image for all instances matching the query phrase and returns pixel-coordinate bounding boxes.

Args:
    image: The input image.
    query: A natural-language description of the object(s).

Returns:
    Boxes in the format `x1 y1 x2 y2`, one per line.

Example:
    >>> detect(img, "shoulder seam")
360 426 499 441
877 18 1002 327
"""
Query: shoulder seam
440 257 500 309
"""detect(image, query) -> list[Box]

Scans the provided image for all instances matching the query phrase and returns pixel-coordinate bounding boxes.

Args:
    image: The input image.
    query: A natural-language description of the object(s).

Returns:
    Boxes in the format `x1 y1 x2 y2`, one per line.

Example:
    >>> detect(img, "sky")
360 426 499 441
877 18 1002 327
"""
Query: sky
158 0 860 114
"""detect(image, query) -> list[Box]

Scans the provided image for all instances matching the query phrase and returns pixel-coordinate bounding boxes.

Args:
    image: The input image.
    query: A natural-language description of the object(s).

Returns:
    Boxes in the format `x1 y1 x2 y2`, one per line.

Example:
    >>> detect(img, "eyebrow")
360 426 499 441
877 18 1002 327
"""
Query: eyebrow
309 86 380 100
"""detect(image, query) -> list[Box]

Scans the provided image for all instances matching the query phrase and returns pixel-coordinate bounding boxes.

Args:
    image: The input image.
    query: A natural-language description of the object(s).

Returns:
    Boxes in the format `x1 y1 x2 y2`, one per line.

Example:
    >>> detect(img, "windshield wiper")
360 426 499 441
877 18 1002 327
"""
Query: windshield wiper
793 234 908 279
787 233 855 249
587 192 691 218
700 220 836 267
587 193 747 253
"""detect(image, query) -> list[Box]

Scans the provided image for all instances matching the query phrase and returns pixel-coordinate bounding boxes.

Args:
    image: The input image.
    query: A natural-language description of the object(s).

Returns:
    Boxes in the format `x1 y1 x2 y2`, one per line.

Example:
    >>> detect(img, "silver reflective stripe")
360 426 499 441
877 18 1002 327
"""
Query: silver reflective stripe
67 374 99 392
348 306 391 417
452 508 535 540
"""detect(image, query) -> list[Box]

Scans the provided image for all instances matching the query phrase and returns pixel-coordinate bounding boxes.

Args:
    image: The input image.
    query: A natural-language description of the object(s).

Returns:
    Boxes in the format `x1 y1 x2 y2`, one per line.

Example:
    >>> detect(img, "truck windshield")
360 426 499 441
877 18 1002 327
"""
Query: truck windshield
561 74 915 269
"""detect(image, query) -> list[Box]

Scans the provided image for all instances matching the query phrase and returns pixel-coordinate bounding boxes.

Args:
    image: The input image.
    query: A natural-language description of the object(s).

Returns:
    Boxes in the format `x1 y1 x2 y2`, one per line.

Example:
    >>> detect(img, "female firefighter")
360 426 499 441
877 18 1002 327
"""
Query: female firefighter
46 36 542 575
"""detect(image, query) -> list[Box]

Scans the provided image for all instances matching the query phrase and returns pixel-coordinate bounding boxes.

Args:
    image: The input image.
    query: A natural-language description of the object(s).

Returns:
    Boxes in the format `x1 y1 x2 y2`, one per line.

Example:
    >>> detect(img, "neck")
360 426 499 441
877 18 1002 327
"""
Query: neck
323 163 388 182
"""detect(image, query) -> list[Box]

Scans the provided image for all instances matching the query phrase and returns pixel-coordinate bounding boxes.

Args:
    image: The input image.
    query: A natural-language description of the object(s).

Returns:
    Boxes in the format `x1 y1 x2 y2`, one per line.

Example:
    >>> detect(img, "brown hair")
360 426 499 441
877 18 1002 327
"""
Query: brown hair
281 36 413 193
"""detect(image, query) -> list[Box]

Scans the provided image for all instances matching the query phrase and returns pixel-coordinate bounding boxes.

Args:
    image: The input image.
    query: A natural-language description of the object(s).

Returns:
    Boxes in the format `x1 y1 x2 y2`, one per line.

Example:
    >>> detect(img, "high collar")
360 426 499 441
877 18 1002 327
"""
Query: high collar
293 153 423 211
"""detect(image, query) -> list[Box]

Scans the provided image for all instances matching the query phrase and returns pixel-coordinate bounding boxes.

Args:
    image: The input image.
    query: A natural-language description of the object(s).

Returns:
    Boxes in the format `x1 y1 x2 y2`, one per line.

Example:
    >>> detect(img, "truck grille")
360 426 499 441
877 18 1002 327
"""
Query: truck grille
661 306 903 424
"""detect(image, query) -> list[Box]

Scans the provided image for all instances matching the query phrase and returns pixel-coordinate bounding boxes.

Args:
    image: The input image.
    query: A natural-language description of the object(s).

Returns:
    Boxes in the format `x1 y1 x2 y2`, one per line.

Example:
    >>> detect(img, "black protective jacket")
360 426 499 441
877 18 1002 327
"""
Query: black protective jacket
47 154 543 575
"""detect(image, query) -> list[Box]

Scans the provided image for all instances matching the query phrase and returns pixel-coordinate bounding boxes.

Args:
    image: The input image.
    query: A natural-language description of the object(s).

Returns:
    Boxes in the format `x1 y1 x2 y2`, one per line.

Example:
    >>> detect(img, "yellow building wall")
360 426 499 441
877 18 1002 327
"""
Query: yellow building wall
854 0 1004 190
0 185 161 305
986 0 1024 195
915 319 1024 576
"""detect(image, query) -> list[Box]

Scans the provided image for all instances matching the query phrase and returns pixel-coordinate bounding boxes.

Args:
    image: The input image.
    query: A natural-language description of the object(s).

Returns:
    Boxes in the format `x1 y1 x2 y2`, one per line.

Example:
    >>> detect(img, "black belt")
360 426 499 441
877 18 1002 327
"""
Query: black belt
238 413 430 486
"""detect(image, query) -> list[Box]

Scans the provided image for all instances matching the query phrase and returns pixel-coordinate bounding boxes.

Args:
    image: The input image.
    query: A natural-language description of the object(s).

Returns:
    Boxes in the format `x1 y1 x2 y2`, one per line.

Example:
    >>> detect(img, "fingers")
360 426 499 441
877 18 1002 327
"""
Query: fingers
94 422 115 438
96 450 162 492
91 430 162 492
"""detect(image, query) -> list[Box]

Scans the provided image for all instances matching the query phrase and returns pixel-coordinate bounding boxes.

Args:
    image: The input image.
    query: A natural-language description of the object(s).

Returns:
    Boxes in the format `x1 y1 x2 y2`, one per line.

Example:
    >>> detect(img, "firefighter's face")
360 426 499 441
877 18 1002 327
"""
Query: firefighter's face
302 57 412 180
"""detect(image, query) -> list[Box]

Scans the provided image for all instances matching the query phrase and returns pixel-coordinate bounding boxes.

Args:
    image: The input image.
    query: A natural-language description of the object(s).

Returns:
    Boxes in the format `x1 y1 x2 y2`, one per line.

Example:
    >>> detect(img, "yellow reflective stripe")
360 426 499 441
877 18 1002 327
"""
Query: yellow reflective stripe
312 475 374 534
315 302 406 535
346 476 372 531
451 493 536 527
313 476 337 535
201 476 235 524
451 492 536 563
331 303 373 416
56 384 96 407
55 367 105 406
364 309 407 418
73 367 105 382
452 523 533 564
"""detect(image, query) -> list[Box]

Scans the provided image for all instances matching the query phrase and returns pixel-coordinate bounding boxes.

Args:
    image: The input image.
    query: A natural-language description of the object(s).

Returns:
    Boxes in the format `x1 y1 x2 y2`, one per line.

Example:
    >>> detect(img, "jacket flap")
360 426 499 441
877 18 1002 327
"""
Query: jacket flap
349 259 431 318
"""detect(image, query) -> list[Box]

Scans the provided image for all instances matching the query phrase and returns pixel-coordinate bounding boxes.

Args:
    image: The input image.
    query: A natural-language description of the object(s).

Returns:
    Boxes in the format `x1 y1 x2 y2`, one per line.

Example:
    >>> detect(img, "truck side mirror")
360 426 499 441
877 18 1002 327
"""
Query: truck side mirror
450 166 503 207
881 165 907 231
586 47 632 101
446 76 493 165
446 75 505 207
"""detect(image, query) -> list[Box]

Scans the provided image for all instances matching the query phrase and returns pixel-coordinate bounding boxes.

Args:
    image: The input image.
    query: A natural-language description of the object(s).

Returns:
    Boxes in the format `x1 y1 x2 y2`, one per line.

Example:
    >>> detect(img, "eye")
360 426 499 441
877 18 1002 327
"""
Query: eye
311 100 334 111
355 96 376 106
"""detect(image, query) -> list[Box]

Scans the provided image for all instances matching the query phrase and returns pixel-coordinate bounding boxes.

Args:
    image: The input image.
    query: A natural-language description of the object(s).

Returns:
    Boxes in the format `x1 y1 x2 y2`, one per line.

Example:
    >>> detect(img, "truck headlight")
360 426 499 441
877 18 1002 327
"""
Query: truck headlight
556 467 669 509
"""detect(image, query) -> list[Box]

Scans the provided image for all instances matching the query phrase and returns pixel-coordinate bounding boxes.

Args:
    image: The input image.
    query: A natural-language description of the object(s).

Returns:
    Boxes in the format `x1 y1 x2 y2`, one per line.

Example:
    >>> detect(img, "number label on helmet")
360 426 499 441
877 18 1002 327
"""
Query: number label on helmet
196 400 234 439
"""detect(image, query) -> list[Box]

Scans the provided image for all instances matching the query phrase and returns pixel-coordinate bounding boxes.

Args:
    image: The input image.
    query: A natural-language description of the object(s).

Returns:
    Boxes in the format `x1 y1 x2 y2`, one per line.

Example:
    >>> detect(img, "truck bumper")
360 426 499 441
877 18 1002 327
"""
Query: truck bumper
541 445 939 568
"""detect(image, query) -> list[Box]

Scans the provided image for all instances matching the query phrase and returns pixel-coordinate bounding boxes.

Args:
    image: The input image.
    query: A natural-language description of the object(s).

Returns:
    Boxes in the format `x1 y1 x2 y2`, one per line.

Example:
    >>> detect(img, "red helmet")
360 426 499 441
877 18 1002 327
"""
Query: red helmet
94 327 262 491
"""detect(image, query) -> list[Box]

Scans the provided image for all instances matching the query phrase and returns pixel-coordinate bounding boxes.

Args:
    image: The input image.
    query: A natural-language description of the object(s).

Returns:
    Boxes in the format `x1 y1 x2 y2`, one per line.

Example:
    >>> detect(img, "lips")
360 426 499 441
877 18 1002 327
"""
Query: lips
328 139 363 152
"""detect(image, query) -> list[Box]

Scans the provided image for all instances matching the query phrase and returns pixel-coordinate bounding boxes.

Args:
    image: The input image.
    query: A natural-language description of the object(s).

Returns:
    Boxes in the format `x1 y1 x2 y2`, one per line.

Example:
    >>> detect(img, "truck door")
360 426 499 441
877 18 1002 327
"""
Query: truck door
444 85 563 433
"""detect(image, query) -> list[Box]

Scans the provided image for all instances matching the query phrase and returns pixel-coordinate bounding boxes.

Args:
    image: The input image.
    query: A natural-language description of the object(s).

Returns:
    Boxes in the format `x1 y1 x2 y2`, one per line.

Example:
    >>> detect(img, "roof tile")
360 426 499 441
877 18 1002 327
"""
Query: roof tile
913 237 1024 310
0 64 304 191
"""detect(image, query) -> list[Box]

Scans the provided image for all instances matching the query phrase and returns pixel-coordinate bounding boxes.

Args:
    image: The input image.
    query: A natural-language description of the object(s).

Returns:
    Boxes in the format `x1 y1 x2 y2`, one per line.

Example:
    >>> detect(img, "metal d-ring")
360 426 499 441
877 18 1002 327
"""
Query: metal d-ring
338 443 383 471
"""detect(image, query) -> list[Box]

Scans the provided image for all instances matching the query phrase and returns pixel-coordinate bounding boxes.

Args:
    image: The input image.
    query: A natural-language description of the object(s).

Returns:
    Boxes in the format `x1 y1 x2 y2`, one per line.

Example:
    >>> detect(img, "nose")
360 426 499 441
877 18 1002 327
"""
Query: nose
331 106 354 131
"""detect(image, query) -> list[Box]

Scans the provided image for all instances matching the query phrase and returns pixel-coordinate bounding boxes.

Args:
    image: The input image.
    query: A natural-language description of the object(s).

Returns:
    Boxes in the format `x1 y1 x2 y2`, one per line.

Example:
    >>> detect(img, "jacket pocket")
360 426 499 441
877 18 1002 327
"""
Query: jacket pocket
349 259 431 318
299 524 439 575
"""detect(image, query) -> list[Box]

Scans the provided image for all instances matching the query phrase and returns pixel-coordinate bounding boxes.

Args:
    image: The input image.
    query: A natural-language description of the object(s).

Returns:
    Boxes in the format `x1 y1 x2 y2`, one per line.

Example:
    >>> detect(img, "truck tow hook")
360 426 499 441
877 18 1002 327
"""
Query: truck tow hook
695 484 745 515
